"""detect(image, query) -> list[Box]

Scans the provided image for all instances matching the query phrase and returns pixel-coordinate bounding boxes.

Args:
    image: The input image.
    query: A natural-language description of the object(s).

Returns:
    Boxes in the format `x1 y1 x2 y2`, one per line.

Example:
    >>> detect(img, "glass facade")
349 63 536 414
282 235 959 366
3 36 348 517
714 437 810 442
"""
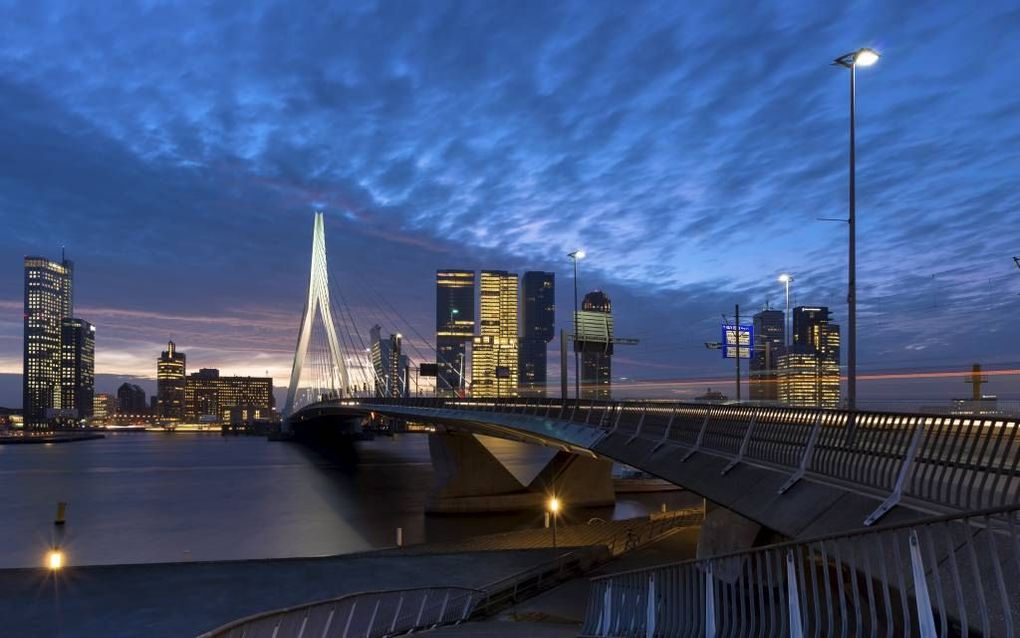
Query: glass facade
184 369 274 423
23 256 74 426
519 271 555 396
435 270 475 396
60 318 95 419
778 307 841 407
577 290 613 400
471 271 519 398
157 340 187 420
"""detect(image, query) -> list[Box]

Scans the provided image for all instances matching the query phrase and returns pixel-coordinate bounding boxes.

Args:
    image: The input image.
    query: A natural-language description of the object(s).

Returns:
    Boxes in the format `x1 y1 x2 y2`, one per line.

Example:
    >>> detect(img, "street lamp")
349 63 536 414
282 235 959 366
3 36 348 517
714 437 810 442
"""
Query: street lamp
46 549 64 571
833 46 879 413
778 274 793 346
547 496 561 548
567 250 586 400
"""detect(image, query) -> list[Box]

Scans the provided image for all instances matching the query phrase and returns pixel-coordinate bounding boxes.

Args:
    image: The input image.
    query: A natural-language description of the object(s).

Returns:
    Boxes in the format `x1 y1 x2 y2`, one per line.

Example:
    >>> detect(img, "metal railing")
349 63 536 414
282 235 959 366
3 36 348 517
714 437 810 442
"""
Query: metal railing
197 586 482 638
580 504 1020 637
349 398 1020 525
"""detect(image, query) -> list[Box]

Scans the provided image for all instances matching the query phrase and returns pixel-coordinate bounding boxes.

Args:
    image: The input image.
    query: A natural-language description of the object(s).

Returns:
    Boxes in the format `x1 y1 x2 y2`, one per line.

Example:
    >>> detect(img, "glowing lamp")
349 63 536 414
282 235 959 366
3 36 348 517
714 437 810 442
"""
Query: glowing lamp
855 48 880 67
547 497 561 514
47 550 64 571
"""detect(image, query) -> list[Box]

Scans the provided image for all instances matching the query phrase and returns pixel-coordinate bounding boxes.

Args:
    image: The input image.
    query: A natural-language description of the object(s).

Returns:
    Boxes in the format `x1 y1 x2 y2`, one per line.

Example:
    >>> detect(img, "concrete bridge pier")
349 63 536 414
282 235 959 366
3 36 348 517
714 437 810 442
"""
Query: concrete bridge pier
426 431 615 514
696 500 762 581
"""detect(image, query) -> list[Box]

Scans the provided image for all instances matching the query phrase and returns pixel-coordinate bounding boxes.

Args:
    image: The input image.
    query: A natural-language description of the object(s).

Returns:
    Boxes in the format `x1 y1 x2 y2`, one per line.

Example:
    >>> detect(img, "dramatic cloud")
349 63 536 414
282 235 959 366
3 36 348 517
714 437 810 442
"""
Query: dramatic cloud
0 1 1018 406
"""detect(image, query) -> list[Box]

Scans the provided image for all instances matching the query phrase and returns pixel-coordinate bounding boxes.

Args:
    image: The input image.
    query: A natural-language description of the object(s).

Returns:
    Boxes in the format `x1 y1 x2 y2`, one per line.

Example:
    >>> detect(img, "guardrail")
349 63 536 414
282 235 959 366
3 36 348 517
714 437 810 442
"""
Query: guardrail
348 398 1020 525
197 586 482 638
580 504 1020 637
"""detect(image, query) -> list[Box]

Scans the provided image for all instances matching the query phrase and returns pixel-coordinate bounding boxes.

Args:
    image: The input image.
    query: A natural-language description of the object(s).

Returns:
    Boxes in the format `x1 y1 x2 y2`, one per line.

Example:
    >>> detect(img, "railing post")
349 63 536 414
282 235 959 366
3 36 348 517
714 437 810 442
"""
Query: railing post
626 407 648 444
341 600 357 638
722 409 758 475
364 599 380 638
321 604 337 638
908 530 939 637
705 562 716 638
389 594 404 634
438 590 451 624
682 407 713 462
609 405 624 436
652 407 678 453
414 591 428 626
778 411 823 494
645 574 656 638
863 419 927 526
786 550 803 638
598 582 613 636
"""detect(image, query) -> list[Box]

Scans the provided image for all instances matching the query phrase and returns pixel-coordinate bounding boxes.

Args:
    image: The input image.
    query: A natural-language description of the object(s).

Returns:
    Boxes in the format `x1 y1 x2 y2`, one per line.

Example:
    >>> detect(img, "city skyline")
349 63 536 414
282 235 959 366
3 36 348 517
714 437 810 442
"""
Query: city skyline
1 2 1019 406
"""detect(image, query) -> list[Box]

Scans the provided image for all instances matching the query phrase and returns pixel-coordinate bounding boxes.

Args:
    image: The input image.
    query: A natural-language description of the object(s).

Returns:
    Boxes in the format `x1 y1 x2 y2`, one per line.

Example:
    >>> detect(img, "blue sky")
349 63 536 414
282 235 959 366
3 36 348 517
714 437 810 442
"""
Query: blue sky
1 1 1018 406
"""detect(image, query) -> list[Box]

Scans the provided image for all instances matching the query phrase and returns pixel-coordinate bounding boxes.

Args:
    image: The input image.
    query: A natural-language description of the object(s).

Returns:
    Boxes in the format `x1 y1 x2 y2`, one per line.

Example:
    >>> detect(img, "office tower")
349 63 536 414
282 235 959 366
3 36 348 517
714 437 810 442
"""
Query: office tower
93 393 115 418
435 270 475 396
471 271 519 397
750 308 784 401
777 307 841 407
117 383 148 414
23 255 74 426
576 290 613 400
370 325 406 397
183 369 274 422
60 318 95 419
399 354 410 397
519 271 555 397
156 340 187 420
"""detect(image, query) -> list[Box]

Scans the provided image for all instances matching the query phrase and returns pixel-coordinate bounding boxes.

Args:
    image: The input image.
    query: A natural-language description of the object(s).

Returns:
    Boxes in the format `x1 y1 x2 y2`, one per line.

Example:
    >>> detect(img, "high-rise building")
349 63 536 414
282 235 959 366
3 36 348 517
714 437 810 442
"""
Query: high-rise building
117 383 148 414
436 270 475 396
60 318 95 419
777 307 841 407
92 393 115 419
519 271 555 396
156 340 186 420
750 308 784 402
23 255 74 426
471 271 519 398
183 369 273 423
577 290 613 400
370 325 407 397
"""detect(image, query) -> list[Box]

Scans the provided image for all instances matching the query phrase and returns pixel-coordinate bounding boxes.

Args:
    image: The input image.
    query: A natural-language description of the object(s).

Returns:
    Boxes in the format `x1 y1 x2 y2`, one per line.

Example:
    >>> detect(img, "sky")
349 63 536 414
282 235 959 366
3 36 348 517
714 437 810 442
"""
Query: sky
1 1 1018 408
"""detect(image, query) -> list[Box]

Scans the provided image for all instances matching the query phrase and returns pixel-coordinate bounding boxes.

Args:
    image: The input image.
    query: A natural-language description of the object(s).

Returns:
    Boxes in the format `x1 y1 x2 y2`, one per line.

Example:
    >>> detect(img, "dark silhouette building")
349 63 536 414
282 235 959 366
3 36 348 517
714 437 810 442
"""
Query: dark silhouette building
519 271 555 396
750 308 784 401
60 318 95 419
23 255 74 426
577 290 613 400
183 369 273 422
117 383 148 414
156 340 186 420
435 270 475 396
370 325 408 397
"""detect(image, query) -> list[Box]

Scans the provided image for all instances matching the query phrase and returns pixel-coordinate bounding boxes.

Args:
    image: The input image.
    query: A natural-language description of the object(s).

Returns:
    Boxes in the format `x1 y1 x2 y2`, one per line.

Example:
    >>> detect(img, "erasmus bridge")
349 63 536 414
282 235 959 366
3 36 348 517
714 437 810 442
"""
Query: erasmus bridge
257 213 1020 636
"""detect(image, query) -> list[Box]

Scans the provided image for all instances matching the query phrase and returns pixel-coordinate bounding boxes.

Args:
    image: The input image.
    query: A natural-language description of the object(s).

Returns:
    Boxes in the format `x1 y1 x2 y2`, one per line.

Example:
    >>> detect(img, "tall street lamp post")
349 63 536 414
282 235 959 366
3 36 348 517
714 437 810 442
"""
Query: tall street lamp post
778 274 793 346
567 250 586 400
834 47 879 413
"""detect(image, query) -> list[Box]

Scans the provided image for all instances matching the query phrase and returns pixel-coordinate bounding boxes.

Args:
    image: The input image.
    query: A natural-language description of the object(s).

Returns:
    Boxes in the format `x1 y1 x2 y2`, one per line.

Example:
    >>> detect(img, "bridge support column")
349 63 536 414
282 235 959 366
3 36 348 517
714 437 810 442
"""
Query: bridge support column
696 501 761 583
426 432 614 514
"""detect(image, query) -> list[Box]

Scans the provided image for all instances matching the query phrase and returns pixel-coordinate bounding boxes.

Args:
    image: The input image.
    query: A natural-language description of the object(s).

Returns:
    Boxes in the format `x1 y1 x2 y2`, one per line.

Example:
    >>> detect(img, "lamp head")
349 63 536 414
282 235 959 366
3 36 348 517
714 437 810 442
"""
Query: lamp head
47 549 64 571
778 274 791 283
547 496 561 513
835 47 880 68
568 249 586 260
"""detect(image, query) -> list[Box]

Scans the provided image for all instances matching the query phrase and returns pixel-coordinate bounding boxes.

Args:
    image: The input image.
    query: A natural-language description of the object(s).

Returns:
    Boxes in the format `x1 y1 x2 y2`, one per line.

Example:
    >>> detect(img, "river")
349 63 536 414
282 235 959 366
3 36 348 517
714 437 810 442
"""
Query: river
0 432 694 568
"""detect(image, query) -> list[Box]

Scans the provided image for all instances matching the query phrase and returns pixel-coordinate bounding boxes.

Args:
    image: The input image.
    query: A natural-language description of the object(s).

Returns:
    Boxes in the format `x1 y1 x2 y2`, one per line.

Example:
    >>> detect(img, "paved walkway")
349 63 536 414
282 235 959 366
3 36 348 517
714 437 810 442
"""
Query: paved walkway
0 548 563 637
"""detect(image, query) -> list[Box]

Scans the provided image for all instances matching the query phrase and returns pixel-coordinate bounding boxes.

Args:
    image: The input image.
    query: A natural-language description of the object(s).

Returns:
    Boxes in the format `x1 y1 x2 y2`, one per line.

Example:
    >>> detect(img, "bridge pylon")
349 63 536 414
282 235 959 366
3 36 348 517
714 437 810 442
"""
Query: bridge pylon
283 212 350 415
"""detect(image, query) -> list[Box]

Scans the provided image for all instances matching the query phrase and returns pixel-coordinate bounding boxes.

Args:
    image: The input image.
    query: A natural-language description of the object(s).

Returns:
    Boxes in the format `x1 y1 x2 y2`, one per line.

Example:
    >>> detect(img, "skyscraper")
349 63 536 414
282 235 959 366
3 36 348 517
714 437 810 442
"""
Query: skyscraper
157 340 187 420
23 255 74 426
60 318 95 419
435 270 475 396
471 270 519 397
750 308 784 401
370 325 407 397
519 271 555 396
577 290 613 400
778 307 841 407
117 382 148 414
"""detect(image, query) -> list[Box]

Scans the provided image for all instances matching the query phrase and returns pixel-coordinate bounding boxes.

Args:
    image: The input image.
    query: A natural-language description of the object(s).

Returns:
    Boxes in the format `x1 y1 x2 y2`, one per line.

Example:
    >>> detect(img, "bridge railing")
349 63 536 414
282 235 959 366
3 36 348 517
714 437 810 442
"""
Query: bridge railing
579 504 1020 637
359 397 1020 524
197 586 483 638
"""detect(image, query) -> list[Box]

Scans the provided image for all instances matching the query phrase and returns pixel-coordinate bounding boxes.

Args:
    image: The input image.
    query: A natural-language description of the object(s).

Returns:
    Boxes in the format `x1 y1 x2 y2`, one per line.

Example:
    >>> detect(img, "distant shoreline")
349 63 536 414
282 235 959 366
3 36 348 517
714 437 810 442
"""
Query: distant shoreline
0 432 105 445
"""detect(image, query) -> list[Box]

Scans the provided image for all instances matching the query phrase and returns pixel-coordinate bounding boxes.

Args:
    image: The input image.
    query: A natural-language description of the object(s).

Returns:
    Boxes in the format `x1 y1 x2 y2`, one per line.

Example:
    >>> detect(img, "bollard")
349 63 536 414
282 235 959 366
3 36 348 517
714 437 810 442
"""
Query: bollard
396 527 403 547
544 512 550 529
54 502 67 526
661 503 667 513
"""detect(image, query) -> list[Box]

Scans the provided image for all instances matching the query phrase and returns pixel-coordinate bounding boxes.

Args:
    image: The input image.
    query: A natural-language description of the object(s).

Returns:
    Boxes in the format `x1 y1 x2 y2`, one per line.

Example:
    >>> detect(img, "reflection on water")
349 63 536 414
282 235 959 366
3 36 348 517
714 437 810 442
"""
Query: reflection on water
0 432 696 568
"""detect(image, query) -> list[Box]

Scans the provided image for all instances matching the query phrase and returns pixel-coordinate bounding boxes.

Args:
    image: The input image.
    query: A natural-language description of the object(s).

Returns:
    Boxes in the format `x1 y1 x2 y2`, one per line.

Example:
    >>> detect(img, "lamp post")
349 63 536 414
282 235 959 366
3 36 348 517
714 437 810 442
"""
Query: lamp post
567 250 586 400
547 496 561 548
834 47 879 413
778 274 793 346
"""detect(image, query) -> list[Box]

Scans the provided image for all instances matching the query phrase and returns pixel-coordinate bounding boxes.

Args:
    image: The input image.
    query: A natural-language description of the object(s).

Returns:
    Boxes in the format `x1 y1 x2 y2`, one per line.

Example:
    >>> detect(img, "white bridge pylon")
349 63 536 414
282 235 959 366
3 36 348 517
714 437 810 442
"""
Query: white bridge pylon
283 212 351 415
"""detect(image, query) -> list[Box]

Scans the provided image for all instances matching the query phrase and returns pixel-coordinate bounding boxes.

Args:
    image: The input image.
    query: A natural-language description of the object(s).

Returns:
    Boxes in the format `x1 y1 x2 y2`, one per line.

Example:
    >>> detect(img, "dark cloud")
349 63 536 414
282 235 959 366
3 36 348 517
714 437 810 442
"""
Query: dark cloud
0 0 1018 405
